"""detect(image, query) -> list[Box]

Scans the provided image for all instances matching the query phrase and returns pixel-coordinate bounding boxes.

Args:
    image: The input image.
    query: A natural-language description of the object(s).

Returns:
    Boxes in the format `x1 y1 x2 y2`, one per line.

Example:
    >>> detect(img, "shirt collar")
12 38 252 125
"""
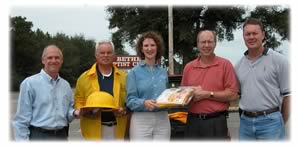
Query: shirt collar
139 60 160 68
88 63 121 76
40 69 60 83
192 55 219 68
244 48 269 56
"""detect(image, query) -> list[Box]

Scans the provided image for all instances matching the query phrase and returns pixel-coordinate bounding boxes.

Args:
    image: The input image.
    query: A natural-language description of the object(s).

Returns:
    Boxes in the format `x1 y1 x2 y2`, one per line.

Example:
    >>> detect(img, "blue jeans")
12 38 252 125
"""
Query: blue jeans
239 111 285 140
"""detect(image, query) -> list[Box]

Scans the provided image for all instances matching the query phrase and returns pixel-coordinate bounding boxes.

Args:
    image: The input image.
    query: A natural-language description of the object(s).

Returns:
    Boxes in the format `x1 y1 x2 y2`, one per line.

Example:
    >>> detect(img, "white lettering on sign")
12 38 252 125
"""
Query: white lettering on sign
113 56 140 69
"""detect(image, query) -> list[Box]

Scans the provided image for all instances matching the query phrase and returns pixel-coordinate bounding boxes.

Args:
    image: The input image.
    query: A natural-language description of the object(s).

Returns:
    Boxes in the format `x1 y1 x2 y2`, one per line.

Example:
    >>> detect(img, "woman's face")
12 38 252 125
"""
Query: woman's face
142 38 157 61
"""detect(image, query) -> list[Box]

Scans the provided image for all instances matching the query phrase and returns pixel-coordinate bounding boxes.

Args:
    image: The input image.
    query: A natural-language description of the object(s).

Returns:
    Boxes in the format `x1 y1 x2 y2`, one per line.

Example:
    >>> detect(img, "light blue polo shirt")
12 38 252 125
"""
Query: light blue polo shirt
235 48 290 111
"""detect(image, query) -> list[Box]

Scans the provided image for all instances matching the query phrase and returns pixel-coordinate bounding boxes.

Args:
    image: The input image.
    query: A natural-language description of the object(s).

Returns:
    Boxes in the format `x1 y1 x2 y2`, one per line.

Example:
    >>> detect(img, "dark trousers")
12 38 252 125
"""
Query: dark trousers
184 113 228 140
29 125 69 141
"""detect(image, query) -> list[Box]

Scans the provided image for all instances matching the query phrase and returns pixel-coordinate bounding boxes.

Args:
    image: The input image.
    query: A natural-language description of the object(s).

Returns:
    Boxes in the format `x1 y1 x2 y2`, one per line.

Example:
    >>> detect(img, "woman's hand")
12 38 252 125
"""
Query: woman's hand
144 99 159 111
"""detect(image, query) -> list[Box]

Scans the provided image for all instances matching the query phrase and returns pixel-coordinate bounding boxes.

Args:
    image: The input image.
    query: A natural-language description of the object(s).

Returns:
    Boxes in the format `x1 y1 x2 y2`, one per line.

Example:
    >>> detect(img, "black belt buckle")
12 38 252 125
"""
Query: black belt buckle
101 121 117 127
192 111 227 120
198 114 207 119
43 128 63 135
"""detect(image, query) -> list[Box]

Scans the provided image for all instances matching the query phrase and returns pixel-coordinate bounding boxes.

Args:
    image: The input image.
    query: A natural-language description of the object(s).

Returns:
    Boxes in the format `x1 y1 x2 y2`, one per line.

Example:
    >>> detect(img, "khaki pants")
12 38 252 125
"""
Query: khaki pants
129 111 171 140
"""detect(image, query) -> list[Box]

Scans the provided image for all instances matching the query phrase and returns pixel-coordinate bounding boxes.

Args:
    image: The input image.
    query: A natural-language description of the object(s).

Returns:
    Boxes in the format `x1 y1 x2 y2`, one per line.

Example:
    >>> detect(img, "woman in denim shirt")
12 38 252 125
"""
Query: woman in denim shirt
126 31 171 140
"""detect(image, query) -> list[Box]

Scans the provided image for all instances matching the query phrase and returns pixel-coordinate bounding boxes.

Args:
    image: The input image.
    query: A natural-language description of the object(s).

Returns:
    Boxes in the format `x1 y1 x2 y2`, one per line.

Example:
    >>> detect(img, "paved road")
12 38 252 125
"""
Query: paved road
9 91 289 141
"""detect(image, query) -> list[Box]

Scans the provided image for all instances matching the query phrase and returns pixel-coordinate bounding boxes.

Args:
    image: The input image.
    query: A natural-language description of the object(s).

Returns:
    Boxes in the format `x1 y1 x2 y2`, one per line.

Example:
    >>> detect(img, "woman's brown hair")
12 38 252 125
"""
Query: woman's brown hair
136 31 165 62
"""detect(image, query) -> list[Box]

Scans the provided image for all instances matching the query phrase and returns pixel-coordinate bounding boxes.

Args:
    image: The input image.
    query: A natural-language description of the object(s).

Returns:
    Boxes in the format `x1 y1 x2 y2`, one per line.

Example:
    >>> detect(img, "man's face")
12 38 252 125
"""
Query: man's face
42 47 63 76
243 24 265 50
95 43 114 66
197 31 216 57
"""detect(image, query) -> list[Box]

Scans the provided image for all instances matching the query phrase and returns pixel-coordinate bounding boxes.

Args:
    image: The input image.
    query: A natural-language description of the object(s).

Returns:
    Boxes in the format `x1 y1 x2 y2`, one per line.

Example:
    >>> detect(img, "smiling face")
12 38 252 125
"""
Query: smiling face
142 38 157 62
197 30 216 57
95 43 115 66
243 24 265 51
42 46 63 78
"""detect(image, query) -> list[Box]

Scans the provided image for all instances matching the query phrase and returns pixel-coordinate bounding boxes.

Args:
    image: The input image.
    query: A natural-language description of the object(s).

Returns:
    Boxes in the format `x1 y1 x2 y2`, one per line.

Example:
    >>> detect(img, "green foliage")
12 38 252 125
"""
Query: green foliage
10 16 40 91
250 6 290 49
106 6 246 73
10 16 96 91
10 6 290 90
107 6 169 53
106 6 289 74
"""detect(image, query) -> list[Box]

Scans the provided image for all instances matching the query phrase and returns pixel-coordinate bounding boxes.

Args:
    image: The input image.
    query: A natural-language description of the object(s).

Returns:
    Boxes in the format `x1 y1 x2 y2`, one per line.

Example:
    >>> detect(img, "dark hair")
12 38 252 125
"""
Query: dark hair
243 18 264 32
136 31 164 61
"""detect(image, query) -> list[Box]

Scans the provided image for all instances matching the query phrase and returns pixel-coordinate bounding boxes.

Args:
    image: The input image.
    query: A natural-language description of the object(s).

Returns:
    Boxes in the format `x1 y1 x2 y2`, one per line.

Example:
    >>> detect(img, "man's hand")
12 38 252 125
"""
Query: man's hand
192 85 209 102
73 109 81 119
80 108 101 119
113 107 127 117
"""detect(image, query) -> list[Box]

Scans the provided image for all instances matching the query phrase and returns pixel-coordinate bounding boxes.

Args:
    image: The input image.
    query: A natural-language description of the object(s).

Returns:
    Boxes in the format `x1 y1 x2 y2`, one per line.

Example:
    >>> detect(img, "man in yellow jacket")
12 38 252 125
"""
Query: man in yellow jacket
74 40 127 140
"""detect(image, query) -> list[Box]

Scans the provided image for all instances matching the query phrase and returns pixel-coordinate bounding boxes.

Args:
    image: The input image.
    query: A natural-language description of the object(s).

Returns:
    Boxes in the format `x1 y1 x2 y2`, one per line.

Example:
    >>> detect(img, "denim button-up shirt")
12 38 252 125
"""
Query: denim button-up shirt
126 61 168 112
12 69 74 141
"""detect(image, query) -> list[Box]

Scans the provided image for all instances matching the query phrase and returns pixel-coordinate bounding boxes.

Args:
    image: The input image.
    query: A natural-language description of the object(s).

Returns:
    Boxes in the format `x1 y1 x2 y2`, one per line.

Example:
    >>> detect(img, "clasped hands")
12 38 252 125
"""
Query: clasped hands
144 99 159 111
192 85 210 102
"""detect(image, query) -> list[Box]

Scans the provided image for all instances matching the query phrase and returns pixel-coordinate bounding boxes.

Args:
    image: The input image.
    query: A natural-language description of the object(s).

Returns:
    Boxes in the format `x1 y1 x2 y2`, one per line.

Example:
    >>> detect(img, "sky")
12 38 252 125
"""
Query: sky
9 4 290 65
2 0 300 146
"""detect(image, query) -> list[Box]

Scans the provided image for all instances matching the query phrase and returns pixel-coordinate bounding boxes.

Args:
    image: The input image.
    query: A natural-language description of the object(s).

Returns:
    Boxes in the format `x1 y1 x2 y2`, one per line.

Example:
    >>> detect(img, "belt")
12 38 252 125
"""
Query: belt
101 121 117 127
241 107 279 117
29 125 67 135
189 111 228 120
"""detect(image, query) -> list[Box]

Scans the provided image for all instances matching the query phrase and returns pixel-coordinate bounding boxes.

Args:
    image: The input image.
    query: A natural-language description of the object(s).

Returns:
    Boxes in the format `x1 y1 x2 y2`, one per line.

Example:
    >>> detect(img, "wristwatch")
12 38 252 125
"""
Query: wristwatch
210 91 214 97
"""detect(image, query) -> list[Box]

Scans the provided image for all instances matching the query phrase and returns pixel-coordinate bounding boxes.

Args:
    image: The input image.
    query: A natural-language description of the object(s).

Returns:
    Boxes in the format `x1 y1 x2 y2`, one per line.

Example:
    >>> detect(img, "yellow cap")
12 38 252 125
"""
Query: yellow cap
82 91 117 109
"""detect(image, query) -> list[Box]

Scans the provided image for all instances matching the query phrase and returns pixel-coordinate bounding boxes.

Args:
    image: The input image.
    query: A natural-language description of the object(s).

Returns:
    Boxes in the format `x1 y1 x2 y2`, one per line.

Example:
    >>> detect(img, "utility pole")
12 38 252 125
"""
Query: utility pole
168 5 174 75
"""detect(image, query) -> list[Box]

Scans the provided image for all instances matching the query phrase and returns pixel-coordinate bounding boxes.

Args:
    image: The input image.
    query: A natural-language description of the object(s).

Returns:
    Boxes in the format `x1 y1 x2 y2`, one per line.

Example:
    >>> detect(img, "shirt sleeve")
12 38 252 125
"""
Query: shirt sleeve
278 57 290 96
126 70 147 111
12 79 32 141
67 84 75 122
223 60 239 93
74 75 86 109
181 63 189 86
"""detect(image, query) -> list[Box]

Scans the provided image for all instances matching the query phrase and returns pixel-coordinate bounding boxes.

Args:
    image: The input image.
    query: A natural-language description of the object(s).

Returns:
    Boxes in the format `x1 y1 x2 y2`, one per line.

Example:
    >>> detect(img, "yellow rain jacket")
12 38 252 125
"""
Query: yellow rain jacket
74 63 127 140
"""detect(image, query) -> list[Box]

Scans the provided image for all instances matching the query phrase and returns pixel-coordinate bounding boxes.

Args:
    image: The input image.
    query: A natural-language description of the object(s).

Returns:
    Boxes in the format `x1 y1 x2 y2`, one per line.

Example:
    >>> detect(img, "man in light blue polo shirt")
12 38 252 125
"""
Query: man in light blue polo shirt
235 18 290 140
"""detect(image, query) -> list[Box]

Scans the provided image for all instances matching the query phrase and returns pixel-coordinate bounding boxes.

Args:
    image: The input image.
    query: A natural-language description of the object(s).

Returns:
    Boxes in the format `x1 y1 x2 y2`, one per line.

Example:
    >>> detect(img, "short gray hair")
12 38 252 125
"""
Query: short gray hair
41 45 63 59
95 40 115 54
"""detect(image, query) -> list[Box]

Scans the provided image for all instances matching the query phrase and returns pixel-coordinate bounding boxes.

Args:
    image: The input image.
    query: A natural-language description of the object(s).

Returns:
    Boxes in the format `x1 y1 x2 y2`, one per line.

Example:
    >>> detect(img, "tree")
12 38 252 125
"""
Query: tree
107 6 168 53
106 6 245 74
10 16 39 91
107 6 290 74
249 6 289 50
173 6 245 73
10 16 97 91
